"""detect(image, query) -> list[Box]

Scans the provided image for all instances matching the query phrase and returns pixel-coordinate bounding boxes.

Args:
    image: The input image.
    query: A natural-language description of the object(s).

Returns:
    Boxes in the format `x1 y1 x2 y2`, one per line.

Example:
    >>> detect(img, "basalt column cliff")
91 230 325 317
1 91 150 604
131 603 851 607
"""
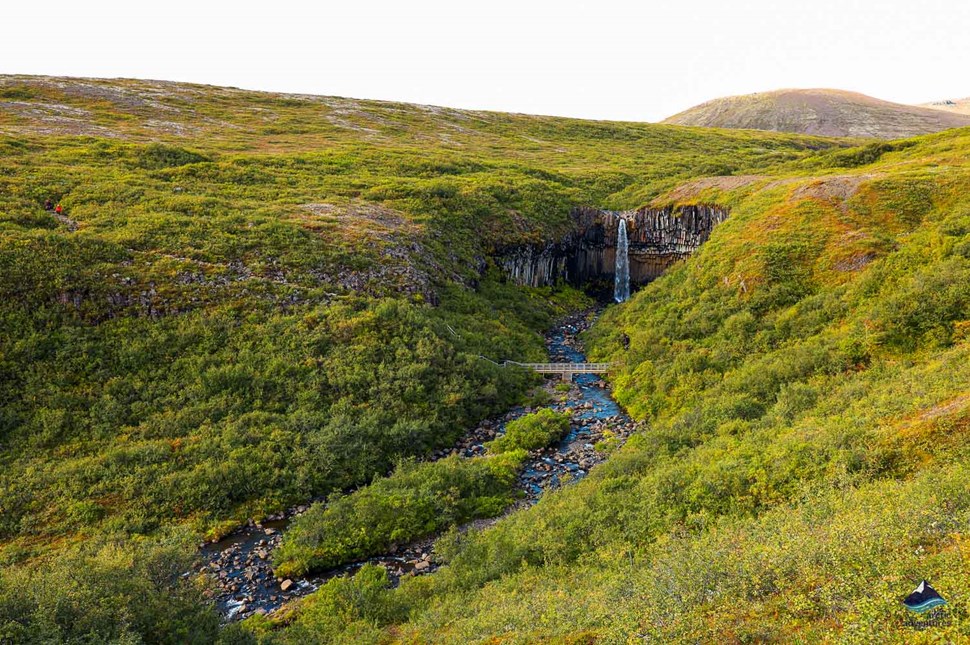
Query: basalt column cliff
496 204 728 295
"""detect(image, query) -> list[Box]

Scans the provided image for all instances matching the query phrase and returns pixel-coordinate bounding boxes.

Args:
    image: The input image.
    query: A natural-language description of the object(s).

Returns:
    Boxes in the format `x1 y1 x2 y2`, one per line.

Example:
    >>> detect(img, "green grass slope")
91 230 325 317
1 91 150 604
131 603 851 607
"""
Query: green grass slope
0 76 856 642
257 128 970 643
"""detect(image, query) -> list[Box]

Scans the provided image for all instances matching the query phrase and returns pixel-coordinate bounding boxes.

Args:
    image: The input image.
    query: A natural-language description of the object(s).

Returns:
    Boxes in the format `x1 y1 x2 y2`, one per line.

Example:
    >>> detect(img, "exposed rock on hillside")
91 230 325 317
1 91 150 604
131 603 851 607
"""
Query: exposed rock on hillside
496 204 728 294
921 97 970 116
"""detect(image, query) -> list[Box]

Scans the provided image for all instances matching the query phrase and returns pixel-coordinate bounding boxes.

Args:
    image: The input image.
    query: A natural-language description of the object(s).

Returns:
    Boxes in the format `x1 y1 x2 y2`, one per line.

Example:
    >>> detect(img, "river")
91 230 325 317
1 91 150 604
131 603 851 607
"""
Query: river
198 309 636 620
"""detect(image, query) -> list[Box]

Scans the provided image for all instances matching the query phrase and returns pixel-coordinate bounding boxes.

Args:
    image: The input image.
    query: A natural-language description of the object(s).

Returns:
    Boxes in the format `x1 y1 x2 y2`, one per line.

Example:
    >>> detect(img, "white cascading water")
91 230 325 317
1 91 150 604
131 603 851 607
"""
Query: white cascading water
614 217 630 303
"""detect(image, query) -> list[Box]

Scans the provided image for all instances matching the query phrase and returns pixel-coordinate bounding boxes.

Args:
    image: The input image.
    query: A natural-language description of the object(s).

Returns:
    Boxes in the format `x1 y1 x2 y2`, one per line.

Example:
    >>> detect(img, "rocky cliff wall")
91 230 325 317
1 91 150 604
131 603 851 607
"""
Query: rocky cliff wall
496 204 728 293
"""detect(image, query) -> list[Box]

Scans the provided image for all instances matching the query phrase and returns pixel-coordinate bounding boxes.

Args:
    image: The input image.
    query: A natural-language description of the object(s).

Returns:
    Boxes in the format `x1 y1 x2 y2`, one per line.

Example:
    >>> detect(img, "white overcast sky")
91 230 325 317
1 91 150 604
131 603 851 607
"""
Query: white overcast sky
4 0 968 122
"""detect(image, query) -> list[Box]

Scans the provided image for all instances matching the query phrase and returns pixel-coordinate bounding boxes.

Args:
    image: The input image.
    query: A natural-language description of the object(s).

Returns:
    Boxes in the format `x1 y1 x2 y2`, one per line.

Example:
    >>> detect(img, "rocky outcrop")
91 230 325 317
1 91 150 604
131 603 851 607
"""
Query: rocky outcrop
496 204 728 294
495 242 575 289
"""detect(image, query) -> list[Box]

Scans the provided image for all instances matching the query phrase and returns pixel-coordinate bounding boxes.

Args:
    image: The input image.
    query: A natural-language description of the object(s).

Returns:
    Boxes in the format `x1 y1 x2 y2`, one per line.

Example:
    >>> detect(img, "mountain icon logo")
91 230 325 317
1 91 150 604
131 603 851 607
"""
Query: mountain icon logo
902 580 947 613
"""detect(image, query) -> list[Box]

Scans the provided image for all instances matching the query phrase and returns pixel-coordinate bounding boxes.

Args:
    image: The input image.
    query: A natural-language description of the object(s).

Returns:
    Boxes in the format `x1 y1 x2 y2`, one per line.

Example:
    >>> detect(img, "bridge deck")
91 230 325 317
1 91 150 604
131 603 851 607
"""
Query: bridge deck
503 361 611 374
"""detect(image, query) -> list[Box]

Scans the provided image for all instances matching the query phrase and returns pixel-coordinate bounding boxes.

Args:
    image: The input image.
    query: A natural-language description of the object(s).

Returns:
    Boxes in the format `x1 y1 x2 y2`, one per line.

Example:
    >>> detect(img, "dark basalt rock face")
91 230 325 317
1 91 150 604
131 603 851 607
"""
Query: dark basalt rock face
496 204 728 296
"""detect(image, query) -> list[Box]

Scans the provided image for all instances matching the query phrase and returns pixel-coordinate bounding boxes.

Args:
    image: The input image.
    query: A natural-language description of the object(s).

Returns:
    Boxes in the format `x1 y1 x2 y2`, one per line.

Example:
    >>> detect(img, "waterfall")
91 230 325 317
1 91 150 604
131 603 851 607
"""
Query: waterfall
614 217 630 303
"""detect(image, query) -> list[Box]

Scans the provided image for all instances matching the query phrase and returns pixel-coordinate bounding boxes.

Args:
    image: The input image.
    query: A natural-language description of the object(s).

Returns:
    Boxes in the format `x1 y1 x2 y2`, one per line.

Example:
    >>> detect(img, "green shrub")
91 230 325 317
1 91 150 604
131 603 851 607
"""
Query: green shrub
868 257 970 349
0 532 245 644
274 452 524 577
136 143 209 169
0 284 548 545
523 387 553 408
257 564 398 644
824 141 910 168
488 408 571 453
0 86 36 100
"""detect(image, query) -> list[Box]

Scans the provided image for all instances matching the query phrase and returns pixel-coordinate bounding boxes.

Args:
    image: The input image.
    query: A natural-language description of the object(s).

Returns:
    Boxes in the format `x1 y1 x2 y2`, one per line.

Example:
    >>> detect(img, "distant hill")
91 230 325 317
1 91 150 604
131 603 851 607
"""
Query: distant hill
663 88 970 138
921 97 970 116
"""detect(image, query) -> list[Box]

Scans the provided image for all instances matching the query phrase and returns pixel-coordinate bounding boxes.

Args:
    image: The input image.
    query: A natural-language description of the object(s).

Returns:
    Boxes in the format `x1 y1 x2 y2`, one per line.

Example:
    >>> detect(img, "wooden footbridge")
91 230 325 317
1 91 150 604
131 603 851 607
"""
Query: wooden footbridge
502 361 611 381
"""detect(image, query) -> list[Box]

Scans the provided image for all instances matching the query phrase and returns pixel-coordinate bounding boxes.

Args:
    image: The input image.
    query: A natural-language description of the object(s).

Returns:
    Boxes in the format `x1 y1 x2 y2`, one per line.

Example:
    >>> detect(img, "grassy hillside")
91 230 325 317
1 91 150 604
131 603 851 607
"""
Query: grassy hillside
3 75 968 642
258 126 970 642
0 76 858 642
663 88 970 139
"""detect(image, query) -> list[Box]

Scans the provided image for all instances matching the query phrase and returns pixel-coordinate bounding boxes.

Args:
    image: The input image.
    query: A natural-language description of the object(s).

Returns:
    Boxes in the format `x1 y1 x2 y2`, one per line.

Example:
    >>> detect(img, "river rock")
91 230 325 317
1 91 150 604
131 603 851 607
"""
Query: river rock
199 308 635 622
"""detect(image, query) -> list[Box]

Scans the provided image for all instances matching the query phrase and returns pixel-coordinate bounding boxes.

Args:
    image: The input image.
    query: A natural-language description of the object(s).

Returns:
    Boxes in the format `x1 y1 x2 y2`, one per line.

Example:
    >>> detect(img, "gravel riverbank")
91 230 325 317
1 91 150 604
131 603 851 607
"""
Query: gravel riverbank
199 309 638 620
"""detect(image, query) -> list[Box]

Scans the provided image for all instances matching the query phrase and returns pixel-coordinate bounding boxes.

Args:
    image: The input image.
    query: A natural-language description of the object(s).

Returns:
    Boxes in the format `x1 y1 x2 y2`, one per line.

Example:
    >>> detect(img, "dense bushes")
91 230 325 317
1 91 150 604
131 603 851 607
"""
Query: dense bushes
274 453 524 577
252 564 406 644
135 143 209 169
0 532 246 644
821 140 914 168
3 78 968 642
487 408 571 453
259 130 970 642
376 458 970 643
0 289 549 547
868 256 970 349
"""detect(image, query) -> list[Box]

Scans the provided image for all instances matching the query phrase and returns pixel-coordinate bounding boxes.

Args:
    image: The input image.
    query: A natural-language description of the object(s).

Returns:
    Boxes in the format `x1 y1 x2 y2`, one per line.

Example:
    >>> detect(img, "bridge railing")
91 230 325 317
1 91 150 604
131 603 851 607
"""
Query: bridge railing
503 361 612 373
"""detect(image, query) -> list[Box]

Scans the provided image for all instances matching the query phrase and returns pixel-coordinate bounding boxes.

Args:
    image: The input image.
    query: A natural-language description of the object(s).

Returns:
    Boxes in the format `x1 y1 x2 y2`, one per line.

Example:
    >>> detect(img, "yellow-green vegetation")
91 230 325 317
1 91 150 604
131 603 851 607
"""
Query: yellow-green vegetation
0 77 835 552
2 75 968 643
487 408 571 453
275 406 569 580
0 530 249 643
253 127 970 643
274 452 523 577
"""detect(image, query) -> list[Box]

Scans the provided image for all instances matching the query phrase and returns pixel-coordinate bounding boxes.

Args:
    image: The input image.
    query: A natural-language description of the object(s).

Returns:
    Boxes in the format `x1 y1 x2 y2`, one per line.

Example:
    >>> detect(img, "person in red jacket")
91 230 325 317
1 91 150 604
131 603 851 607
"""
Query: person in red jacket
55 204 63 215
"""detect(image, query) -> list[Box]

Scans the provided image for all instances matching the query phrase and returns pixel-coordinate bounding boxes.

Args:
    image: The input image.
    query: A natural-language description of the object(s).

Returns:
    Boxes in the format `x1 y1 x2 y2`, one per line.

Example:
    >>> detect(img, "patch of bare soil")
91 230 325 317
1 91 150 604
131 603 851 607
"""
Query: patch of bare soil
298 202 418 240
833 252 876 272
788 173 877 203
660 175 766 203
919 394 970 422
54 212 79 232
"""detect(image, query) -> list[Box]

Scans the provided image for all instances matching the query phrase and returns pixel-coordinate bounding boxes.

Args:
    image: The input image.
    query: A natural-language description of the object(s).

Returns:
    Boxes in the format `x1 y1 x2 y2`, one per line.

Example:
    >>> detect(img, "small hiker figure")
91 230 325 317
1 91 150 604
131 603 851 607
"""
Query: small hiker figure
44 199 54 211
55 204 63 215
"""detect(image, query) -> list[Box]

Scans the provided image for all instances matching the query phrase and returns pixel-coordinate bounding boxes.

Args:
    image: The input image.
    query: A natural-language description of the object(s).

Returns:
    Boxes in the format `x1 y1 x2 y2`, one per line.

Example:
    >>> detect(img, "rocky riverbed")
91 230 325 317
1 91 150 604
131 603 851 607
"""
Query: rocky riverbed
199 309 637 620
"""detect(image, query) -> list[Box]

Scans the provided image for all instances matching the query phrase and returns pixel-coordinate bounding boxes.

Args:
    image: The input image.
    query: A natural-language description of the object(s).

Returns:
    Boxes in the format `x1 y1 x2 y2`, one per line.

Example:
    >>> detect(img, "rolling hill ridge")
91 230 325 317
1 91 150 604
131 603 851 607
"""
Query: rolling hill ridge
663 88 970 138
922 97 970 116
